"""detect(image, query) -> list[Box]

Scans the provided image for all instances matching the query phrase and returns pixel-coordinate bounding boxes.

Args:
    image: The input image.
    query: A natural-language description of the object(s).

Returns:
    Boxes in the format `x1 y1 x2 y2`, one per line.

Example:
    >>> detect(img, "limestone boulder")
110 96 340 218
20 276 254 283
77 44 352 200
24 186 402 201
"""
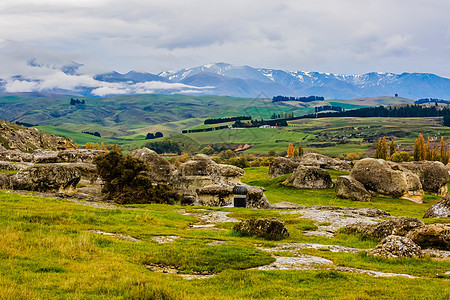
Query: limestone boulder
129 148 175 182
423 195 450 218
56 149 104 163
335 175 371 201
283 165 333 189
367 235 422 258
3 164 81 193
268 157 301 178
345 217 424 239
233 218 289 240
351 158 424 202
298 153 351 171
400 161 450 196
245 185 270 209
32 149 59 163
196 185 233 207
0 150 33 162
0 161 33 171
406 224 450 250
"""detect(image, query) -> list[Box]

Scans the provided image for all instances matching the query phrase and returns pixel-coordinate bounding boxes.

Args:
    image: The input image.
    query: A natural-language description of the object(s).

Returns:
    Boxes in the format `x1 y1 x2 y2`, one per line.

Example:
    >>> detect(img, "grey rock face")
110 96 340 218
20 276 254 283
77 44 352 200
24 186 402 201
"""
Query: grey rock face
298 153 351 171
0 164 81 193
406 224 450 250
400 161 450 196
233 218 289 240
423 195 450 218
283 165 333 189
367 235 422 258
335 175 371 201
129 148 175 182
345 217 424 239
351 158 423 202
268 157 301 178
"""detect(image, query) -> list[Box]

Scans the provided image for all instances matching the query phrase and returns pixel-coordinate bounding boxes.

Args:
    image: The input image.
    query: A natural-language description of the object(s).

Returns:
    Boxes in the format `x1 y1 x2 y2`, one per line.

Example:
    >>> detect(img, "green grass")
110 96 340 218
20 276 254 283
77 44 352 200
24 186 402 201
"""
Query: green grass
0 167 449 299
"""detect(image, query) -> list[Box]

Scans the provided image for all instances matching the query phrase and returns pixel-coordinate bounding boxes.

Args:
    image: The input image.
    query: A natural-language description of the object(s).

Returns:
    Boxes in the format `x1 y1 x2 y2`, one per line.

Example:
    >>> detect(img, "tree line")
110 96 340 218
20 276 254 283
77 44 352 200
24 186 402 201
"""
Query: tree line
204 116 251 125
374 134 449 164
272 95 324 102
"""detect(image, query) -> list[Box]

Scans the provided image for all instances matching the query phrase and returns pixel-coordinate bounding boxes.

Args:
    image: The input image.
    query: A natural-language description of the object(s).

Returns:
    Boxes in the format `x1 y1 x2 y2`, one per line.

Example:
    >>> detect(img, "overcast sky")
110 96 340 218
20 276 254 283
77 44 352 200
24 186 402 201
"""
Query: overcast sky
1 0 449 79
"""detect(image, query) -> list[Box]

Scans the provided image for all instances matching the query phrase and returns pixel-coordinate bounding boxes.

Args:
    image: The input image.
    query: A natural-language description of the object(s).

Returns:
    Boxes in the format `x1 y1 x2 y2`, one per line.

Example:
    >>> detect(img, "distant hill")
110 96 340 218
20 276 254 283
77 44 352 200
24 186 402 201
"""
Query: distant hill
1 63 450 99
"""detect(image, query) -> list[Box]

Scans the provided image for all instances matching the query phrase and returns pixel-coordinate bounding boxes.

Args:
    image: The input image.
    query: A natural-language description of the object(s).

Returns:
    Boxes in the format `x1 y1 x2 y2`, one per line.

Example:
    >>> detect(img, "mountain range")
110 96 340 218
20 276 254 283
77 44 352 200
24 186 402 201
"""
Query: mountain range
1 62 450 99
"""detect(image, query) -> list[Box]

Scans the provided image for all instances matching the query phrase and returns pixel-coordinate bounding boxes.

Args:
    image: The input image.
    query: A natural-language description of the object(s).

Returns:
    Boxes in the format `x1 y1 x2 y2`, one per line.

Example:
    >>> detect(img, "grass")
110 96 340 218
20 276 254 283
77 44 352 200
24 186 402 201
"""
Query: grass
0 163 449 299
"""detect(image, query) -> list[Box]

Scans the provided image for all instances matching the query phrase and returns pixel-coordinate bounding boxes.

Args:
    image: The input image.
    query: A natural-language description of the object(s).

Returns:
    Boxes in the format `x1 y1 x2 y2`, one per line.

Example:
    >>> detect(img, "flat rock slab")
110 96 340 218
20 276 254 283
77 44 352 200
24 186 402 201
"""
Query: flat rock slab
151 235 180 243
88 230 141 243
262 243 361 254
334 266 419 279
278 206 389 237
256 255 334 270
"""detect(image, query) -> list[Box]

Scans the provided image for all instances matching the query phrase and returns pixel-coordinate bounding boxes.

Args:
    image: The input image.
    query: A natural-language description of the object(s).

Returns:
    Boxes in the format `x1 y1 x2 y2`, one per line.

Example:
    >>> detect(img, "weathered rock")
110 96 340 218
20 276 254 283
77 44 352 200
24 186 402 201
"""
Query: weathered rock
129 148 175 182
245 185 270 209
9 164 81 193
424 195 450 218
406 224 450 250
0 120 74 152
335 175 371 201
367 235 422 258
0 160 33 171
351 158 424 202
283 165 333 189
400 161 450 196
0 150 34 162
297 153 351 171
53 162 98 183
56 149 104 163
216 164 245 185
269 157 301 178
233 218 289 240
180 195 197 206
196 185 233 207
32 149 59 163
345 217 424 239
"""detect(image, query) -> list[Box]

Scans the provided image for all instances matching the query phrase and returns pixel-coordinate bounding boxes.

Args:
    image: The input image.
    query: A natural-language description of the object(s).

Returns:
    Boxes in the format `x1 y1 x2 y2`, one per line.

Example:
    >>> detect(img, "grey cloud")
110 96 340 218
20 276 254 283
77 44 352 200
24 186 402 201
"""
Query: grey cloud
0 0 449 79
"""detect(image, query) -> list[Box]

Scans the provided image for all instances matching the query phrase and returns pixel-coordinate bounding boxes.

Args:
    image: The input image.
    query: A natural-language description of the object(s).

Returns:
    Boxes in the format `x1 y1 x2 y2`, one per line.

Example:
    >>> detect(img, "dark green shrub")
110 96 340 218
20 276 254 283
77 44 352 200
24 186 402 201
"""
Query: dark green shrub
93 146 175 204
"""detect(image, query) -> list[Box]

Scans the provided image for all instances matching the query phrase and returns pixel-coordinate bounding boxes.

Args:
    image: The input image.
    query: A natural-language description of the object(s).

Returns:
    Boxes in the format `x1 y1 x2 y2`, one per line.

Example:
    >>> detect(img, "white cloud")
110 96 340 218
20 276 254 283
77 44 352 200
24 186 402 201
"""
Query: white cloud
0 0 449 77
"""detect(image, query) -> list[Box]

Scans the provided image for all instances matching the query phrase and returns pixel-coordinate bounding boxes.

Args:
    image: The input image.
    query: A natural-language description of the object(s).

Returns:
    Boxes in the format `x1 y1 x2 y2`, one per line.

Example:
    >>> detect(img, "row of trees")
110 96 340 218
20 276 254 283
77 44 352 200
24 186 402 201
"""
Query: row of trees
85 142 107 151
374 134 450 164
286 143 304 157
145 132 163 140
272 95 324 102
204 116 251 125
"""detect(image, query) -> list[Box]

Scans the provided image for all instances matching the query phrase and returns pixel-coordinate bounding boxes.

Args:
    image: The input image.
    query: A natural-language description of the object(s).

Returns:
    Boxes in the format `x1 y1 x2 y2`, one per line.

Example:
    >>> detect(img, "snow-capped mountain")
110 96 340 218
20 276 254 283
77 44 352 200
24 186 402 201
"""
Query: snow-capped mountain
2 62 450 99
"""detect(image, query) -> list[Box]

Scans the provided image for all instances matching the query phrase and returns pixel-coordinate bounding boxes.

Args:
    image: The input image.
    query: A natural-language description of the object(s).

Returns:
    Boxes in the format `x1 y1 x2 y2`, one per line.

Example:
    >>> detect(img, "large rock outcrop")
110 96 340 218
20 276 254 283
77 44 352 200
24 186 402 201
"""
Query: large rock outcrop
129 148 176 182
367 235 423 258
335 175 371 202
0 164 81 193
233 218 289 240
269 157 301 178
423 195 450 218
400 161 450 196
406 224 450 250
283 165 333 189
0 120 74 152
298 153 351 171
345 217 424 239
351 158 424 202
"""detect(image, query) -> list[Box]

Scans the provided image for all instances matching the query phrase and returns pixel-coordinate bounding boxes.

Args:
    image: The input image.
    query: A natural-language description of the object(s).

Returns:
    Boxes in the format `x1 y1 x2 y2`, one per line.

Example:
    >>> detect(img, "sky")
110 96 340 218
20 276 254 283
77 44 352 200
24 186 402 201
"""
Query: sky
0 0 449 84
